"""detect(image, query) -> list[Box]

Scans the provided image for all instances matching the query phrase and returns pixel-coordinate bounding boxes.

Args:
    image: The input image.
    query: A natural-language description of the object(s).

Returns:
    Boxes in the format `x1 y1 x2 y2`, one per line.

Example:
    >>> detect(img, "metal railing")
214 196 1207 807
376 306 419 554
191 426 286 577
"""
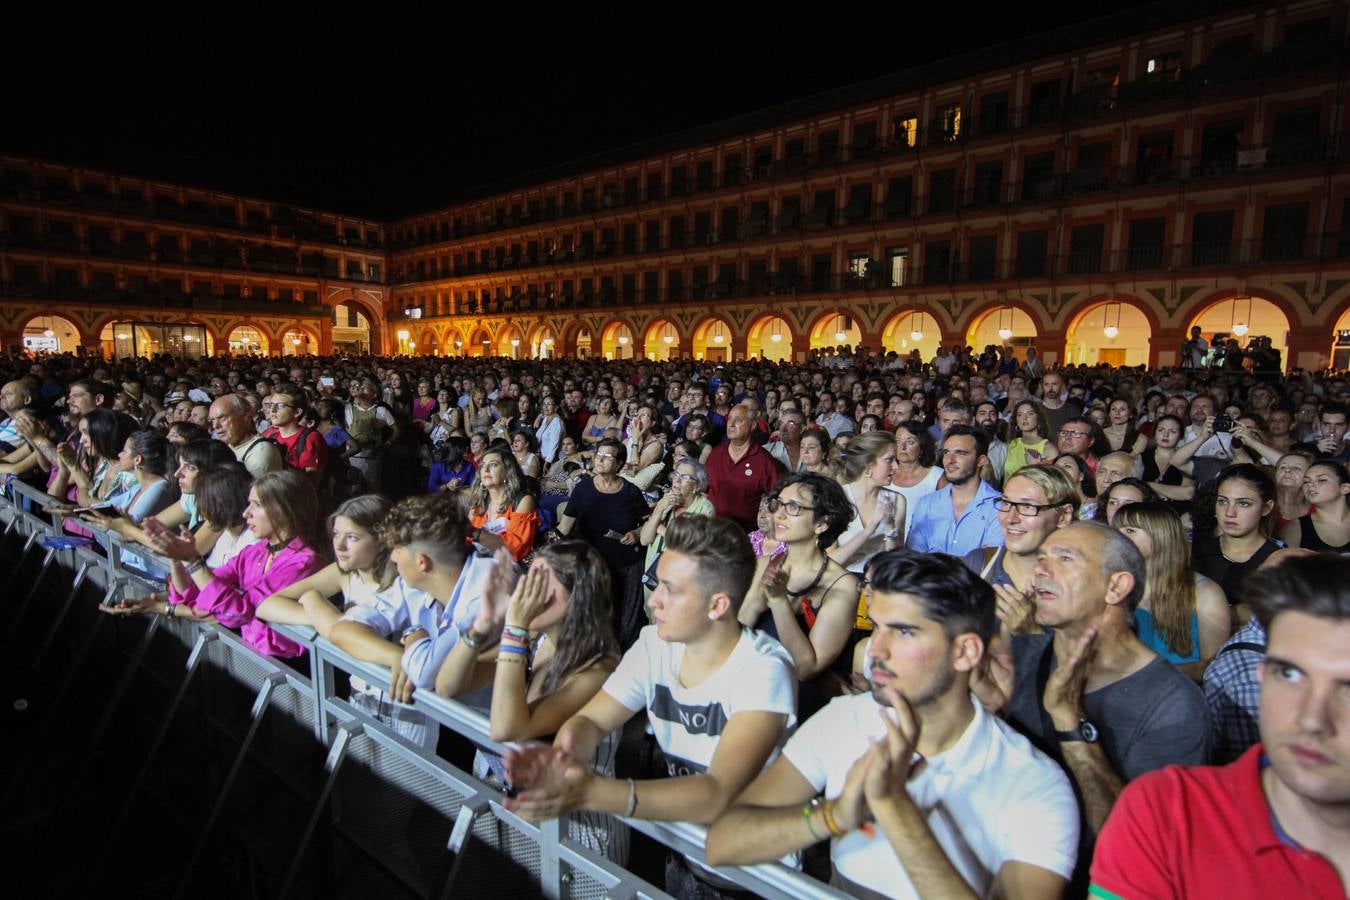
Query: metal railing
0 477 845 900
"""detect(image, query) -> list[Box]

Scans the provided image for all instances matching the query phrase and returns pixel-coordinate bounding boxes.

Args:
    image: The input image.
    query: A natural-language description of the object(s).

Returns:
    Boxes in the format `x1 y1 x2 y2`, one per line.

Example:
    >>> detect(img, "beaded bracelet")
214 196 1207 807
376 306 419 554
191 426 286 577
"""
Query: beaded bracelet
802 800 824 842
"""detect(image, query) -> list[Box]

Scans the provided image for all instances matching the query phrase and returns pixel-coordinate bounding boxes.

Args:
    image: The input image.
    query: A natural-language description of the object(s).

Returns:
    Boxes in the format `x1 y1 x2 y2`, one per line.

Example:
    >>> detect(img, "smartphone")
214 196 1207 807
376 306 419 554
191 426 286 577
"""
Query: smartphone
320 376 335 387
604 529 625 540
72 501 119 515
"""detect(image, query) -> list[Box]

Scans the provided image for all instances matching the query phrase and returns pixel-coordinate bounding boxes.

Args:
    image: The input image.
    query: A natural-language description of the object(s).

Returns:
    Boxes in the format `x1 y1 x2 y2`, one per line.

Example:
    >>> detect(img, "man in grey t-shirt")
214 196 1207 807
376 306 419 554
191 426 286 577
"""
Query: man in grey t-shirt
982 523 1209 839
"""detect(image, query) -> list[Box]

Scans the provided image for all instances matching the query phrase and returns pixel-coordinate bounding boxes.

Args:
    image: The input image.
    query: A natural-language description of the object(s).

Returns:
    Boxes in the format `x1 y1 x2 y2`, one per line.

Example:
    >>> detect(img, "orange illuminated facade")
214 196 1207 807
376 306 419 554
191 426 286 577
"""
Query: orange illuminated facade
6 2 1350 370
0 160 389 357
384 1 1350 372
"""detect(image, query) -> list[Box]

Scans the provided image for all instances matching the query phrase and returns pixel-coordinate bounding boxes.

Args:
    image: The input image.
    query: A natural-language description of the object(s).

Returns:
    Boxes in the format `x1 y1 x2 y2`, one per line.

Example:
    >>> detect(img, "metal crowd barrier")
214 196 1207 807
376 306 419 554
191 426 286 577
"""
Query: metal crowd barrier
0 478 847 900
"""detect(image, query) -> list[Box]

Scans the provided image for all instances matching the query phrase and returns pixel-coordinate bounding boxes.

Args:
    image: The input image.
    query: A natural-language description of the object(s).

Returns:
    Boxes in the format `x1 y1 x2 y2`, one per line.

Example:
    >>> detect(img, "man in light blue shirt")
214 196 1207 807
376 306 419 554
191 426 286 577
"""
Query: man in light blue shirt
906 425 1004 557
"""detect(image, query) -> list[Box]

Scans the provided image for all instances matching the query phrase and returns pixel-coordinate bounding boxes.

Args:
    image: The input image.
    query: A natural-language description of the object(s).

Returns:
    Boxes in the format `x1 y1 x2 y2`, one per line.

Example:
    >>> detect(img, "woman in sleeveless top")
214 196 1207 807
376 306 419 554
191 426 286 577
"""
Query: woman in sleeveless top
436 543 626 863
890 421 942 539
1192 464 1283 618
1271 450 1313 532
832 432 906 573
468 448 540 562
1114 501 1232 680
1140 415 1195 515
1003 400 1059 481
583 396 620 447
1278 459 1350 553
738 473 859 717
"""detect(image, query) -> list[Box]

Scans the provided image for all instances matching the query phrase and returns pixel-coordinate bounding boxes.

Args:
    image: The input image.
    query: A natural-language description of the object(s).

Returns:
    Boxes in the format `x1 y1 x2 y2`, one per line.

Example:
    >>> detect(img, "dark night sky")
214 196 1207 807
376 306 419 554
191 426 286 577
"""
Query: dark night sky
3 0 1194 220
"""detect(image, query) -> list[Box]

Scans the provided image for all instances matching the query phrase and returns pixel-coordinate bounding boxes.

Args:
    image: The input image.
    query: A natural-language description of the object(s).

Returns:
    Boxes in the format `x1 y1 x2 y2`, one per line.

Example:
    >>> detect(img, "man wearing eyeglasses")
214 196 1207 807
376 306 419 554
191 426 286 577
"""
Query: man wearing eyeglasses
260 384 328 486
209 394 282 480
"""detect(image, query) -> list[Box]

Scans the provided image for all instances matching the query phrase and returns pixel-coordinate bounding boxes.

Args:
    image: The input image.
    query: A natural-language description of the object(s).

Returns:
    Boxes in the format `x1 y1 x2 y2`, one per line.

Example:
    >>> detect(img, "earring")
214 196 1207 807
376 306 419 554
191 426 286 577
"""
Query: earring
707 611 718 621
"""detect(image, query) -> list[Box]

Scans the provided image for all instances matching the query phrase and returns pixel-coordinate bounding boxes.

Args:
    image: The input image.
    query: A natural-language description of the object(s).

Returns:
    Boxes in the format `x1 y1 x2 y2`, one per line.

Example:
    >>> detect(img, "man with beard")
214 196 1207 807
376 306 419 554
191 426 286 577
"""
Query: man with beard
707 550 1079 899
906 426 1003 557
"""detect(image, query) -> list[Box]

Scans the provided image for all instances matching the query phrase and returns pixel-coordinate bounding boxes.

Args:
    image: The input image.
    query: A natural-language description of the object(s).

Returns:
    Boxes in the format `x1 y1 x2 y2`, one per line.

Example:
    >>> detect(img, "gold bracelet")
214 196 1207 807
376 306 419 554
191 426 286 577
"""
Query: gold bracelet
821 799 845 837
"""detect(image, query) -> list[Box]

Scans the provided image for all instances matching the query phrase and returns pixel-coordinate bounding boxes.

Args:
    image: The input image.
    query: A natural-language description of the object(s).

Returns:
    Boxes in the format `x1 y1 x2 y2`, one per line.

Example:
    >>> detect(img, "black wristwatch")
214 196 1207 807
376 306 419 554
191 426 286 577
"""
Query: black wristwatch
1055 719 1100 744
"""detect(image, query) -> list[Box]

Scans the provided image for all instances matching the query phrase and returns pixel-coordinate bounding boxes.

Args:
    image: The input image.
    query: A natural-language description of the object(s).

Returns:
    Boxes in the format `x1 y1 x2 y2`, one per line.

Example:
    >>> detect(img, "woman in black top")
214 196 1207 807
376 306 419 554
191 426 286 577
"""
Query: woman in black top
1192 464 1281 618
1278 460 1350 553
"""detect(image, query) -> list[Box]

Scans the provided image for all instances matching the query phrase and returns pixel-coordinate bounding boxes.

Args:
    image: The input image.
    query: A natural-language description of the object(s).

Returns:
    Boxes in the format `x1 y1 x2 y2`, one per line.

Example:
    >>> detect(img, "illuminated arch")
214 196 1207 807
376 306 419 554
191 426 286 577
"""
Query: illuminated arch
1185 293 1291 369
807 310 863 350
20 313 82 353
281 326 319 357
880 309 942 364
441 325 467 356
468 326 492 357
97 320 215 358
331 303 372 354
691 316 735 361
746 314 794 362
528 323 559 359
601 320 637 360
963 305 1040 359
643 319 681 361
417 328 438 355
497 323 526 359
1064 299 1154 367
226 323 269 355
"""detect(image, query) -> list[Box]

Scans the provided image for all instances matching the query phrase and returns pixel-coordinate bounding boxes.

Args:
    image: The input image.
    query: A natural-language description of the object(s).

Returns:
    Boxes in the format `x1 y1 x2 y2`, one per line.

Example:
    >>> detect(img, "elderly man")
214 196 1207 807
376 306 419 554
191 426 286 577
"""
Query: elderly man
1094 451 1139 493
209 394 282 480
765 407 806 471
706 404 781 530
986 522 1209 842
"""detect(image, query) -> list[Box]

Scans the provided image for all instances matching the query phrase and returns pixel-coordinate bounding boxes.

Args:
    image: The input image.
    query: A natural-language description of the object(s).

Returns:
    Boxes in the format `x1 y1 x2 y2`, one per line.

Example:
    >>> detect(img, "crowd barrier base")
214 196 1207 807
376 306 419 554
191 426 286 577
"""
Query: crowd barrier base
0 480 848 900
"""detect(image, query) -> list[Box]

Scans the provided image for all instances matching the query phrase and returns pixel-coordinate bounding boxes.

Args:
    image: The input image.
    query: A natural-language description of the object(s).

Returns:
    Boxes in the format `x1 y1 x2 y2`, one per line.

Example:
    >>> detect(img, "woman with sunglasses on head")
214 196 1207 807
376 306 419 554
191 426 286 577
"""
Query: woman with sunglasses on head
1114 501 1231 681
638 457 714 601
1277 459 1350 553
468 445 540 563
737 473 857 708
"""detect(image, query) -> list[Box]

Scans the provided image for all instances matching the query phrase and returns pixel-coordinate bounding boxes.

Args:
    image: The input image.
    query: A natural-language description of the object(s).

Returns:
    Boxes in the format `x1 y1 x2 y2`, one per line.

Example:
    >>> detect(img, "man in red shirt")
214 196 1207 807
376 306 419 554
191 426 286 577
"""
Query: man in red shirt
262 385 328 486
1090 554 1350 899
705 404 781 531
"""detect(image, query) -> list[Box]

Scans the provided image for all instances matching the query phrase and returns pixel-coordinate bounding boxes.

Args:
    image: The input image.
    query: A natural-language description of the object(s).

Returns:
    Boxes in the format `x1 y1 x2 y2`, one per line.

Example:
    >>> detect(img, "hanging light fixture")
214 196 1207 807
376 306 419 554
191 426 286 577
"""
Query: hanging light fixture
712 322 725 344
42 316 55 339
511 337 521 347
618 333 630 345
1103 301 1121 340
291 336 302 346
770 318 783 343
910 312 925 342
662 322 675 345
997 307 1014 342
1231 295 1251 336
834 315 847 343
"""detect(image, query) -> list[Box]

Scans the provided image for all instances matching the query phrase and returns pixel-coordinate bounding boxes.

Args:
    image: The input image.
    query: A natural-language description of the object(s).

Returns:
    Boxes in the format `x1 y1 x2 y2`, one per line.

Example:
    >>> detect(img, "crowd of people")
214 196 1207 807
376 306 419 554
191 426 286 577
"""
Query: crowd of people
1 340 1347 899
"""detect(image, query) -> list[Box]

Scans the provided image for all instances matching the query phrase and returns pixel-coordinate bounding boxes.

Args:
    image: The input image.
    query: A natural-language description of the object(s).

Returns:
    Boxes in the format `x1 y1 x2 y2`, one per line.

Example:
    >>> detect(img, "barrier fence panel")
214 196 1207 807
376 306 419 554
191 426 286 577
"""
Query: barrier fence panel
0 481 849 900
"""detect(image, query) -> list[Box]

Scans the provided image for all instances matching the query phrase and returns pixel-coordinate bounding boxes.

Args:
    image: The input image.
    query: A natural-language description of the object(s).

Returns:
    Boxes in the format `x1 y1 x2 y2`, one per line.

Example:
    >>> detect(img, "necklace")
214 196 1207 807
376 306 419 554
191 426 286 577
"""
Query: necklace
267 538 289 554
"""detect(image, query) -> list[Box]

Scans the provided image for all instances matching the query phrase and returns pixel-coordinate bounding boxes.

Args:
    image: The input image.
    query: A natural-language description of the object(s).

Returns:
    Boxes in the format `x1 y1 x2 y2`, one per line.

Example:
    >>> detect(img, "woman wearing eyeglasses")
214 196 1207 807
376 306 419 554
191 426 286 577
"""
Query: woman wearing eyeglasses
638 458 714 601
737 473 857 708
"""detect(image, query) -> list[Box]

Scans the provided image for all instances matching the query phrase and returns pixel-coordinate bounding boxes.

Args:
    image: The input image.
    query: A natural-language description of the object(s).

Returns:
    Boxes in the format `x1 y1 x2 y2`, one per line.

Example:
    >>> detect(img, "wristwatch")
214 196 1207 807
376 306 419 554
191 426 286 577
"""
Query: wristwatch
1055 719 1100 744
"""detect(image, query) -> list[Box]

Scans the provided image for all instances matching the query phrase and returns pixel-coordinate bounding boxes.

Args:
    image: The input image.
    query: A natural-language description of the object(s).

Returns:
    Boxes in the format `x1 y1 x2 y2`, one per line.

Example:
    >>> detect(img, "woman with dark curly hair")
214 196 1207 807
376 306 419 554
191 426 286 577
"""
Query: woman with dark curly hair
738 472 858 686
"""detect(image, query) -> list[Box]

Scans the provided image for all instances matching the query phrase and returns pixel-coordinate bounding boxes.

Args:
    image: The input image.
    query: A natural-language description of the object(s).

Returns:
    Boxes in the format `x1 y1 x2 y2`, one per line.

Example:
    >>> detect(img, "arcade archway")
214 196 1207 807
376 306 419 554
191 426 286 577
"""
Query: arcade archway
21 314 81 353
644 319 681 361
100 321 213 359
809 312 862 351
530 325 558 359
880 311 941 364
227 325 268 355
692 317 734 362
281 327 317 357
1065 301 1152 367
965 307 1039 360
1188 295 1289 369
468 327 491 357
575 328 593 359
747 315 793 362
497 324 525 359
601 322 635 360
332 304 371 354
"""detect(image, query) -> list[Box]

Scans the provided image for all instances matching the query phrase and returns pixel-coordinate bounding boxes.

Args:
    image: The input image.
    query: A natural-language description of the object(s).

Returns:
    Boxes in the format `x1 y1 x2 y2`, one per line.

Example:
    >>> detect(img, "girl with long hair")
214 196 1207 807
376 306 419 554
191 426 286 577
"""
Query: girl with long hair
1055 453 1098 520
1140 413 1195 511
193 462 260 567
1191 463 1283 618
112 469 327 659
1104 398 1148 455
533 394 564 465
435 542 625 861
468 445 540 561
47 408 138 511
1003 399 1058 480
582 395 620 447
510 429 544 479
99 430 177 523
1092 477 1159 526
1115 501 1231 679
830 431 906 572
1278 459 1350 553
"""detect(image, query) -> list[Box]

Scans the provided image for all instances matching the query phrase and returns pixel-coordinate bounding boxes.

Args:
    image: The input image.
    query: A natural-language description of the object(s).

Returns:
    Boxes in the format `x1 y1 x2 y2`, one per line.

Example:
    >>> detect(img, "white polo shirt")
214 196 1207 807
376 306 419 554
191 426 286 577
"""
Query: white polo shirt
783 692 1079 897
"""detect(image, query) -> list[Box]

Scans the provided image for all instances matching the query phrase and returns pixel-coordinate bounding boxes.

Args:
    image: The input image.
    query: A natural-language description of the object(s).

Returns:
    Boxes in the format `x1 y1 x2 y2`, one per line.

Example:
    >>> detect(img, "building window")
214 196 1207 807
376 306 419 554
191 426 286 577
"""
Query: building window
886 247 908 286
1144 50 1183 81
933 105 962 142
847 251 869 280
894 115 918 148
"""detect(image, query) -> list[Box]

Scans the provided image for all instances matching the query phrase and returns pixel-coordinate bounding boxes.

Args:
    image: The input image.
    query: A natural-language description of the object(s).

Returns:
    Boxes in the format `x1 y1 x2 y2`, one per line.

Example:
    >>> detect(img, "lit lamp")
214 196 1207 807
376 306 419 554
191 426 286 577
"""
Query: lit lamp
1231 295 1252 337
663 333 674 345
713 332 723 344
1232 322 1249 336
910 312 925 342
1102 301 1121 339
997 307 1014 342
618 334 630 345
409 341 416 349
292 337 301 346
397 329 410 341
511 338 521 347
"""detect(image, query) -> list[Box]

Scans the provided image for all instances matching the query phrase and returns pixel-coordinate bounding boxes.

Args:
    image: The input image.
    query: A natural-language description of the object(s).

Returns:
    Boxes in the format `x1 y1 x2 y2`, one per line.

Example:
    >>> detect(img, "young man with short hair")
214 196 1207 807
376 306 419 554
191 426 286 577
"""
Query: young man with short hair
261 383 328 483
906 426 1003 557
1092 554 1350 898
329 493 494 748
707 550 1079 898
503 514 797 898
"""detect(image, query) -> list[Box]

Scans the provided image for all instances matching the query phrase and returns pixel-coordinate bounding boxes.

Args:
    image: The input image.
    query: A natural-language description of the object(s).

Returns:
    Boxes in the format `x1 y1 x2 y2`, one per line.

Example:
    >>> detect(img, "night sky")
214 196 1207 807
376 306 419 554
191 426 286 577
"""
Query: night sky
4 0 1195 220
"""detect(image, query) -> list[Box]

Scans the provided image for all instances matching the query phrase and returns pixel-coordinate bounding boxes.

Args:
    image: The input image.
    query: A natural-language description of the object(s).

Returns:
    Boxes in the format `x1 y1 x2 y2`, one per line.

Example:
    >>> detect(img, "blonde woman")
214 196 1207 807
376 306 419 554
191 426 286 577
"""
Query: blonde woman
830 431 905 573
1114 500 1231 681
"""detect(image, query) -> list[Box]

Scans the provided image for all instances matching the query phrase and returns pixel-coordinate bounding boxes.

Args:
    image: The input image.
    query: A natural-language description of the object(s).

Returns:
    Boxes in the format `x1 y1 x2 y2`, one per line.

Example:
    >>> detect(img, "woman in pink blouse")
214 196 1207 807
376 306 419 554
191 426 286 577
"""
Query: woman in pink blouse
104 470 326 658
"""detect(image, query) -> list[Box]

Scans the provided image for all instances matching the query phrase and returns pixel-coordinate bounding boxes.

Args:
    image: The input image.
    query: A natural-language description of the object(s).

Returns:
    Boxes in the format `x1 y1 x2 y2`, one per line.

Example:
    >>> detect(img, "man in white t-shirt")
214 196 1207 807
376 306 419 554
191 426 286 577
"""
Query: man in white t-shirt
707 549 1079 899
503 514 797 898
